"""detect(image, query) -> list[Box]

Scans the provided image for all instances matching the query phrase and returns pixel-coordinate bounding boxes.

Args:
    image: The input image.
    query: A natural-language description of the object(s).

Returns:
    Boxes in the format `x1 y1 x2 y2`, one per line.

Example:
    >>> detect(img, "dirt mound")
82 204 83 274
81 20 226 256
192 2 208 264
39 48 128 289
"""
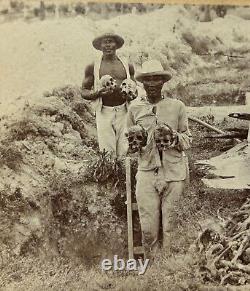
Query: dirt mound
0 86 128 266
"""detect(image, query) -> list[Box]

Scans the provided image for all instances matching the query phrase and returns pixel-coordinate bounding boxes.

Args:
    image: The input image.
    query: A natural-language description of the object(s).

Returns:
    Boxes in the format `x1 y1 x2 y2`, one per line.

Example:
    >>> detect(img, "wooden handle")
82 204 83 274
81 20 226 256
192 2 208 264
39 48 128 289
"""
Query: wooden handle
189 116 241 143
126 157 134 259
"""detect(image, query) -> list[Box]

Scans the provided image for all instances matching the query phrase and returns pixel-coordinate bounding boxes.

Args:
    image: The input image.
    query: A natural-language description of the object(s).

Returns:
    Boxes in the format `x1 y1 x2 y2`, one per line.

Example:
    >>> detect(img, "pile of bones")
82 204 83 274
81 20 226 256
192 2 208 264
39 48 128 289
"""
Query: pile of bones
197 198 250 286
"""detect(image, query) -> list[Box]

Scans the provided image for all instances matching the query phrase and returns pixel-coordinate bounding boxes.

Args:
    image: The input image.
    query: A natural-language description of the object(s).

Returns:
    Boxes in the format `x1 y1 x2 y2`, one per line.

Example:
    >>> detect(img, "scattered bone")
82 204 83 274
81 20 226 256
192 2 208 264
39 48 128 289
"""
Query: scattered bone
231 235 249 264
220 270 244 285
220 260 250 274
197 199 250 286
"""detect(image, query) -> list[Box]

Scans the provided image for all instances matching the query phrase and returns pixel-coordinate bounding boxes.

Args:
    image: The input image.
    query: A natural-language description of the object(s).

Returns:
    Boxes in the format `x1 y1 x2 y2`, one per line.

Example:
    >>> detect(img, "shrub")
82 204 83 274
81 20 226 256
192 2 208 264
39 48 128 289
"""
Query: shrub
182 31 210 55
74 3 86 15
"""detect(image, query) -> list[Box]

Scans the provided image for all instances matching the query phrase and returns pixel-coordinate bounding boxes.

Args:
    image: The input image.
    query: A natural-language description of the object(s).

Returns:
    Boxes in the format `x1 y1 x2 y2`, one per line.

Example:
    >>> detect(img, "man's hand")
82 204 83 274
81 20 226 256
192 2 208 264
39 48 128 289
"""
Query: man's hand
98 86 122 97
83 87 111 100
97 87 113 97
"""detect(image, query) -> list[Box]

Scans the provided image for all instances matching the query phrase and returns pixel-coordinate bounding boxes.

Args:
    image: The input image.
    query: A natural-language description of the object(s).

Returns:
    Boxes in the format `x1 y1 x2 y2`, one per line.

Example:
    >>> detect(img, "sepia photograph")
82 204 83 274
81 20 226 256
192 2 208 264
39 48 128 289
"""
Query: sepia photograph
0 0 250 290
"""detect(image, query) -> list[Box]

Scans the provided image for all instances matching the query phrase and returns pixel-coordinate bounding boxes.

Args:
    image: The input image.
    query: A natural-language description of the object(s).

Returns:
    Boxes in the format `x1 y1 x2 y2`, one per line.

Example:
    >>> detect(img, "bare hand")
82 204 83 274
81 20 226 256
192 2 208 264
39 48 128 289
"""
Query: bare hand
97 87 113 97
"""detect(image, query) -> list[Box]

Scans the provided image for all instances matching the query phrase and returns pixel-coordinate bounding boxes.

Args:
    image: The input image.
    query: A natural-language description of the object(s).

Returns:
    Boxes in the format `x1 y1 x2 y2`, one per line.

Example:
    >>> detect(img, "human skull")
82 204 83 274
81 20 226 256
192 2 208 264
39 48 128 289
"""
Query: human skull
154 123 175 151
120 79 138 101
126 125 147 153
99 75 117 91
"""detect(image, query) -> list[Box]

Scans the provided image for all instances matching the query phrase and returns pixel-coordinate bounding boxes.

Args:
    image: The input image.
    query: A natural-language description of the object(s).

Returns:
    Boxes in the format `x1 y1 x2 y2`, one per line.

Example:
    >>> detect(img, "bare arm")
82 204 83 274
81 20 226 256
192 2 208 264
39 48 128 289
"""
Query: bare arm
81 63 111 100
81 63 97 100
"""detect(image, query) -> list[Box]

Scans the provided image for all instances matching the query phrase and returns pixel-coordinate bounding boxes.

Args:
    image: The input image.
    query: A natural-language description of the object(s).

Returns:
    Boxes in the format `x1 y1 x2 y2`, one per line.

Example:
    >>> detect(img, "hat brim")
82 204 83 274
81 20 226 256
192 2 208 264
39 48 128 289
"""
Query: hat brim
92 34 124 50
135 71 172 83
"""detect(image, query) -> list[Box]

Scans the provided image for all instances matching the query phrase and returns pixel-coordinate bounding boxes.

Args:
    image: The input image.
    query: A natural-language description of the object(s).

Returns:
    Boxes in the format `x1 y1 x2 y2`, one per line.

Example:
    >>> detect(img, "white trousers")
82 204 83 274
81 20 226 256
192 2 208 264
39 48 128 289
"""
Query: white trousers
95 104 128 157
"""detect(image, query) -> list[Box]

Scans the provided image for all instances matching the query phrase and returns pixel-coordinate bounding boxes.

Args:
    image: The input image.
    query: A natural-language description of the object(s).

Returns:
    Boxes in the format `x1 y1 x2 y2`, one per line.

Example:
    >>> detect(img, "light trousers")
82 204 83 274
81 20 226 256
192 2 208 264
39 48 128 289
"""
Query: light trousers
135 169 185 256
95 104 128 157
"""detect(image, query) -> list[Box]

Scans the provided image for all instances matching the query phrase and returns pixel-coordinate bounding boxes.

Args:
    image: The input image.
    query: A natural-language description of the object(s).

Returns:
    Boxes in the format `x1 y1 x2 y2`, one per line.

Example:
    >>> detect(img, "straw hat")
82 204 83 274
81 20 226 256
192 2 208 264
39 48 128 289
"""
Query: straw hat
136 60 172 83
92 33 124 50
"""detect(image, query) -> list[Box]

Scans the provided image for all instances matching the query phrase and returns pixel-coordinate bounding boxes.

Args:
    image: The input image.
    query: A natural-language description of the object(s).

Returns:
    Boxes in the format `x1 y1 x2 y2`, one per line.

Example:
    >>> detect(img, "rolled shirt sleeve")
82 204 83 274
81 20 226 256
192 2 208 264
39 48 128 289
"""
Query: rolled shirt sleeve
175 102 192 152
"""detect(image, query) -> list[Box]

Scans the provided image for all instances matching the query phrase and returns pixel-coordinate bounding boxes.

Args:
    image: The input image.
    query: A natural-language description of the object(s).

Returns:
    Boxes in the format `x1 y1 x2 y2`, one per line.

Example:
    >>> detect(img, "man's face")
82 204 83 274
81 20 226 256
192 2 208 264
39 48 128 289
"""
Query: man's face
100 37 117 56
142 75 165 99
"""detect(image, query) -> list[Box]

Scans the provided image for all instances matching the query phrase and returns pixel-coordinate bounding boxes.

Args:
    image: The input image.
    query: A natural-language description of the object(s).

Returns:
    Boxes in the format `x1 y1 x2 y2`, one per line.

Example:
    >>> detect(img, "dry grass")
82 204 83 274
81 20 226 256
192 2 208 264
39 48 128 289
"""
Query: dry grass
0 252 202 291
182 31 212 55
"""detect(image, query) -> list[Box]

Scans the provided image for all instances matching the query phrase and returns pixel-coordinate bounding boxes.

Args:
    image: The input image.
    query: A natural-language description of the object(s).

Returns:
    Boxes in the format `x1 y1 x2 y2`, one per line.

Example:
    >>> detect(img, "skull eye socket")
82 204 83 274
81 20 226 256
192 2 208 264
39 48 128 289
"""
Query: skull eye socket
137 135 143 141
128 136 134 142
163 139 170 143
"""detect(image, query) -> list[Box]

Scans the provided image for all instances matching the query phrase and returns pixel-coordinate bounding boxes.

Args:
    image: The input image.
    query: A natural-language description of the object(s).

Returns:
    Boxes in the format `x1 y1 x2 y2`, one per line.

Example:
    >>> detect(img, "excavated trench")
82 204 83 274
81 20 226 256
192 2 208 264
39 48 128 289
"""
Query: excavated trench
0 86 130 267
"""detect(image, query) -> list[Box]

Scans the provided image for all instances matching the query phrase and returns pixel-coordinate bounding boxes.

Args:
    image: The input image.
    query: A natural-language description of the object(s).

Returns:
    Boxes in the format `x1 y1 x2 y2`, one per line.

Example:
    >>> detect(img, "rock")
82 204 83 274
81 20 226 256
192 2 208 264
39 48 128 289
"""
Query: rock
53 157 67 172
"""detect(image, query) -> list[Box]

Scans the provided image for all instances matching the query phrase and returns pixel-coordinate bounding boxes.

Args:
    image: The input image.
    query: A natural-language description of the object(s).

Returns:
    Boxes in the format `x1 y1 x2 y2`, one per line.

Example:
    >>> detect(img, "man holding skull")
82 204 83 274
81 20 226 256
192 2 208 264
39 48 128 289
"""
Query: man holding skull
127 60 191 258
81 32 136 157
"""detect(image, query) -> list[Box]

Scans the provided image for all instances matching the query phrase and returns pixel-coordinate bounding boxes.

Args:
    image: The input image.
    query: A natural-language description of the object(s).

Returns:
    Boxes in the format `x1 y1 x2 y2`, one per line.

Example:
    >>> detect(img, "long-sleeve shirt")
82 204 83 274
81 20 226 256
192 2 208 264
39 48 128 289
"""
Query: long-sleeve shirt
127 97 191 181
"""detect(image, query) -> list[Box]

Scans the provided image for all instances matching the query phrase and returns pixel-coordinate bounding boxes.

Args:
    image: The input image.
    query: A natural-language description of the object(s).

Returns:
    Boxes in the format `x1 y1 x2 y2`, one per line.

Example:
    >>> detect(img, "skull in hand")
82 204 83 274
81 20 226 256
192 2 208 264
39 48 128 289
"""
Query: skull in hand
120 79 138 101
126 125 148 154
99 75 117 91
154 123 177 151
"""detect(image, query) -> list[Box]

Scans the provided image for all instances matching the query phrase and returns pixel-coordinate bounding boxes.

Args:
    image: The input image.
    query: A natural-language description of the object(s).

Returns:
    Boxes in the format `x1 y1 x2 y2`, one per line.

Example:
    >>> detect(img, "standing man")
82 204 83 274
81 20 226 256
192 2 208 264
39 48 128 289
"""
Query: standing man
127 60 191 258
81 32 135 157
